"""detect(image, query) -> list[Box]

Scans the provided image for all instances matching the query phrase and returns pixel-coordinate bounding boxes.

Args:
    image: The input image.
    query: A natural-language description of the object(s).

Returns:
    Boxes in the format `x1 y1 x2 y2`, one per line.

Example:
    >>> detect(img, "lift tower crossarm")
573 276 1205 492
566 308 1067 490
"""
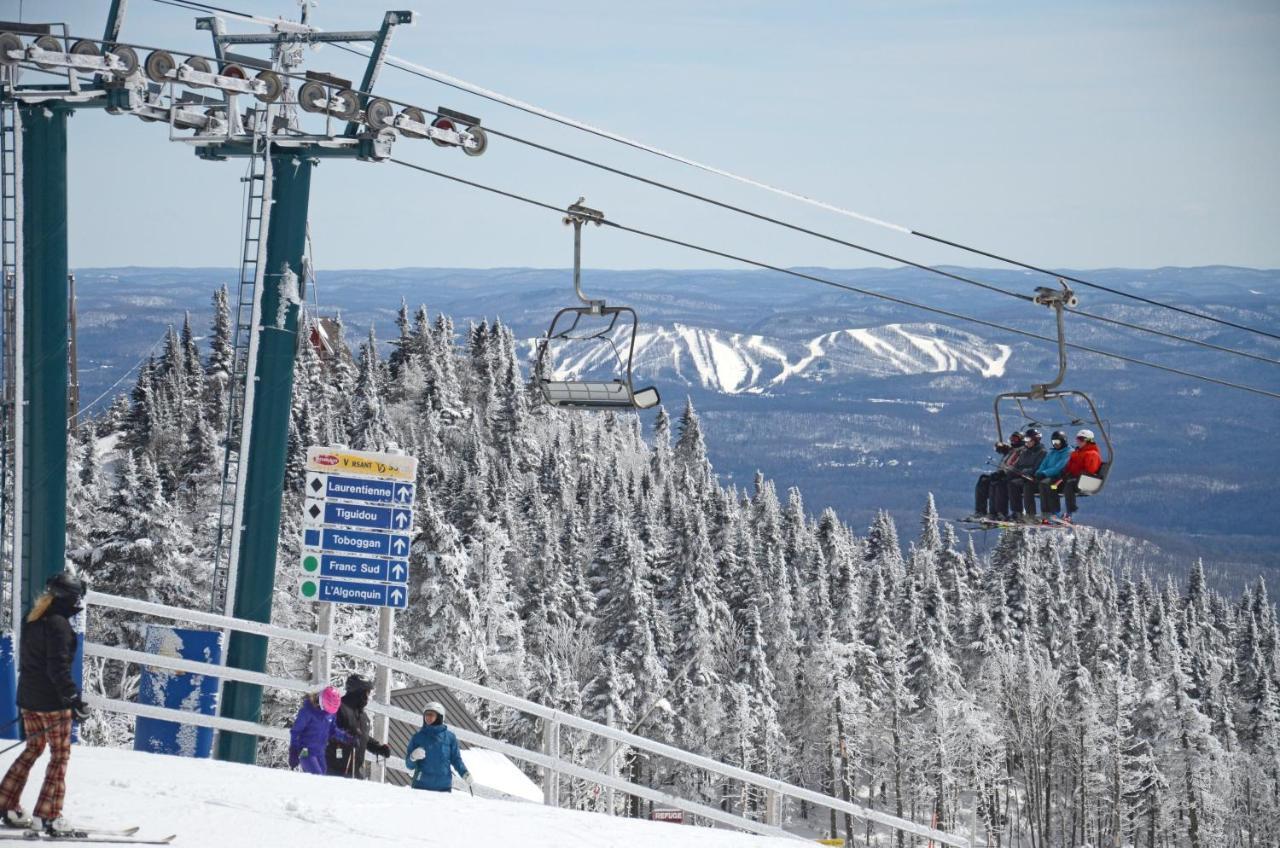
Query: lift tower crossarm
344 11 414 137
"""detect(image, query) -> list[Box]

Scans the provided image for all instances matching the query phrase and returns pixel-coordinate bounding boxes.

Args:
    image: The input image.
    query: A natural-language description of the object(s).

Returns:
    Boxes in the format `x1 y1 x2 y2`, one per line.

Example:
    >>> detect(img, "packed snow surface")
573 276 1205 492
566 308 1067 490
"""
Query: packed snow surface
16 745 798 847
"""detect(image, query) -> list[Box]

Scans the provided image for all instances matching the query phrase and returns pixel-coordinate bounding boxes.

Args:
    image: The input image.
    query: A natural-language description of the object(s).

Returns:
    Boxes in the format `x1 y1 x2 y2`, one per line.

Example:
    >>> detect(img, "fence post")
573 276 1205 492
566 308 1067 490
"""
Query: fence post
764 788 780 828
311 603 331 687
371 606 393 783
542 719 561 807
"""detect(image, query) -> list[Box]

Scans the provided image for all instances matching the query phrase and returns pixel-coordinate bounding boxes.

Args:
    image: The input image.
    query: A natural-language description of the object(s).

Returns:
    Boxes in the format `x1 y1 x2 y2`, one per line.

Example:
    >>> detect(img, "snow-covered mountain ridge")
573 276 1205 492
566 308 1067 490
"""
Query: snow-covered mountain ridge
538 321 1011 395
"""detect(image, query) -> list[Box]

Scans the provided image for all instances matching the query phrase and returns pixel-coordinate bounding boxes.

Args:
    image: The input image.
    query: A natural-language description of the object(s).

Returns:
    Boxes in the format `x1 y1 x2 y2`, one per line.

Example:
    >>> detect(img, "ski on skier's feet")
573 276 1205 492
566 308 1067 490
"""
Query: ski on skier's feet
0 825 171 844
953 516 1071 531
36 836 172 845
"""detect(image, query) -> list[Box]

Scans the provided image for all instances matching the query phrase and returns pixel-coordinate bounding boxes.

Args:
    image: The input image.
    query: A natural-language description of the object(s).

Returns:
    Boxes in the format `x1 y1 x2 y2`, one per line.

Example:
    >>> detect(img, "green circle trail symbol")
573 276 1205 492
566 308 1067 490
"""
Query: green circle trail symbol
303 555 319 572
301 580 318 598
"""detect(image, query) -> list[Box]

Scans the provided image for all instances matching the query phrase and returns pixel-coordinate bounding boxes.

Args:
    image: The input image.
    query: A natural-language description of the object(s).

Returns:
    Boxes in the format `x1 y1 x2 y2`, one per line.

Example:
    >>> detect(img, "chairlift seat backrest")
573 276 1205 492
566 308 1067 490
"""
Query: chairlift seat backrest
535 303 660 412
1077 461 1109 496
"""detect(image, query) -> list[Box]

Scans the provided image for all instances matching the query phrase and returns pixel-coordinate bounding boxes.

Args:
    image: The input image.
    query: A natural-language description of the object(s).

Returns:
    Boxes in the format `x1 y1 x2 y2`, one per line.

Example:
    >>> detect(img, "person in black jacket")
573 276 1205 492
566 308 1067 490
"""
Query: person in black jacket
1007 428 1047 523
325 675 392 778
0 573 89 836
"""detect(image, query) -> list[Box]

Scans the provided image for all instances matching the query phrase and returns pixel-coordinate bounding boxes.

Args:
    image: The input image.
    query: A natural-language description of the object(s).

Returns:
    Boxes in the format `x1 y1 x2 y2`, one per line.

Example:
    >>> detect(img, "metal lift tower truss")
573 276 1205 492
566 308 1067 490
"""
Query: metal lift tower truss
0 4 487 765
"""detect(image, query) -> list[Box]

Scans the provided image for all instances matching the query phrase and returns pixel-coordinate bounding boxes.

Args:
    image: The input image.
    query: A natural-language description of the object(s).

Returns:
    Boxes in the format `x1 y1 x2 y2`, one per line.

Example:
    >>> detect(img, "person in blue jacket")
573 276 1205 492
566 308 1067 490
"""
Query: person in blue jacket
1033 430 1072 519
406 701 473 792
289 686 353 775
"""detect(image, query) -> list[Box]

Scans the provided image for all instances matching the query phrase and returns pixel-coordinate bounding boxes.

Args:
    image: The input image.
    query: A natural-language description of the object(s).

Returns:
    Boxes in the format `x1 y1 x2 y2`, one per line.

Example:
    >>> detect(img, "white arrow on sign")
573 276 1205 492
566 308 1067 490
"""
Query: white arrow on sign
395 484 412 503
390 587 404 606
391 562 405 580
392 537 407 555
394 511 409 529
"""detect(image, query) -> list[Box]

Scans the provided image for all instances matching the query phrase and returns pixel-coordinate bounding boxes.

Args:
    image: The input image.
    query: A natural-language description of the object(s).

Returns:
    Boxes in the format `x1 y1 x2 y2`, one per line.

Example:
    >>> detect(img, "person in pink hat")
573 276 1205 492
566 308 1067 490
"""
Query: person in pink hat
288 686 353 775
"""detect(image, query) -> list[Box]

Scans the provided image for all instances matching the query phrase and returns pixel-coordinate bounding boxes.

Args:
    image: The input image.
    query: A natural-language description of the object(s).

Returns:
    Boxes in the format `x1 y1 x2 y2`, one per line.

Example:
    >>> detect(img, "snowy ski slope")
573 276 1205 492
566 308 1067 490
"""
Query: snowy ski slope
13 745 800 848
540 321 1011 394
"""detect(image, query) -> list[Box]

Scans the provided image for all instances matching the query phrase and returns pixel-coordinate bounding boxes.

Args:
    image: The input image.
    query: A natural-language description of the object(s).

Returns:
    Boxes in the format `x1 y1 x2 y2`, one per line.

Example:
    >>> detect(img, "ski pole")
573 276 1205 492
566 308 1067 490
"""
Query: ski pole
0 724 51 757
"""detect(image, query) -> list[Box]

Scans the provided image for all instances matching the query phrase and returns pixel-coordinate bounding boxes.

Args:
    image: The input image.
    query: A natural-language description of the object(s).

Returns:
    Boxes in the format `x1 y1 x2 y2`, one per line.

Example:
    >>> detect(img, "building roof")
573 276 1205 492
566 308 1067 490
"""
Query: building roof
385 684 485 787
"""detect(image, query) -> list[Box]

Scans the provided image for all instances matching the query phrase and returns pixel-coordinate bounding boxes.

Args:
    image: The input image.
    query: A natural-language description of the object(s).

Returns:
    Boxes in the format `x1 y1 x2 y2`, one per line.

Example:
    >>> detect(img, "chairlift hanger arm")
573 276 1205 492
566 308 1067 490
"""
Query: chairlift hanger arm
566 198 605 312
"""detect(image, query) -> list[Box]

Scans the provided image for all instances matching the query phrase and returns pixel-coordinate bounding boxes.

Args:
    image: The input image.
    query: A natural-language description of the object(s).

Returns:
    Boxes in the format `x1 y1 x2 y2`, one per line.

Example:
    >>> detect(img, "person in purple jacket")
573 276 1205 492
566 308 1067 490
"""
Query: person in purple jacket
289 686 352 775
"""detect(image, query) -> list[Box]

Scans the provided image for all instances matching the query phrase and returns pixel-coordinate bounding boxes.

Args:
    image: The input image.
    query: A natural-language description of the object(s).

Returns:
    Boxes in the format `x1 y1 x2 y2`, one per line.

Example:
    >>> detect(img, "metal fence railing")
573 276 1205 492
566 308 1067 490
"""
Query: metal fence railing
83 590 972 847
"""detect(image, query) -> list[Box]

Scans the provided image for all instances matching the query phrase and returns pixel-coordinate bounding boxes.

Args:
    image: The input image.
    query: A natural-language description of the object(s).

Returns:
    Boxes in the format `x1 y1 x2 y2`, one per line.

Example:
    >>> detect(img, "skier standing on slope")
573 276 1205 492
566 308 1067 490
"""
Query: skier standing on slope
406 701 473 793
0 573 90 836
326 675 393 779
289 686 353 775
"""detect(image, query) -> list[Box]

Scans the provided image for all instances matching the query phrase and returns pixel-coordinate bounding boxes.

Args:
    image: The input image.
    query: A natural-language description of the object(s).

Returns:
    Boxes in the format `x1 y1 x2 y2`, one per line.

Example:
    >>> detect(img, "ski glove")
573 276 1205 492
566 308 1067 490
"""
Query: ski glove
410 748 426 762
70 695 90 722
288 747 300 769
369 741 392 758
463 773 474 788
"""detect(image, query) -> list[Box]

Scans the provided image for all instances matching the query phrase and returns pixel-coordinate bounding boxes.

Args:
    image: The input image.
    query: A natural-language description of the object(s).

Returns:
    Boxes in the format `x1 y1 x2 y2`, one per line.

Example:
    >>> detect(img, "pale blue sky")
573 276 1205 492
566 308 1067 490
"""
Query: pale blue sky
8 0 1279 270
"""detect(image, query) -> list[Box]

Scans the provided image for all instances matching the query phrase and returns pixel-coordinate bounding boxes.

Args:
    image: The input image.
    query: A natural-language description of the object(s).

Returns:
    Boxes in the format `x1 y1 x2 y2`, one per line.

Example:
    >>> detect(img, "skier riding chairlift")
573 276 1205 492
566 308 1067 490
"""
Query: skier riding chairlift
533 199 660 411
964 281 1112 528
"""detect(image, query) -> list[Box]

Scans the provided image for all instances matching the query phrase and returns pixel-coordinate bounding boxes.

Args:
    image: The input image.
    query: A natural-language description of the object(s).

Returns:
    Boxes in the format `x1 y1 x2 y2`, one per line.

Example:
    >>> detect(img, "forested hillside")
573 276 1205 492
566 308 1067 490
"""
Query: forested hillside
72 289 1280 847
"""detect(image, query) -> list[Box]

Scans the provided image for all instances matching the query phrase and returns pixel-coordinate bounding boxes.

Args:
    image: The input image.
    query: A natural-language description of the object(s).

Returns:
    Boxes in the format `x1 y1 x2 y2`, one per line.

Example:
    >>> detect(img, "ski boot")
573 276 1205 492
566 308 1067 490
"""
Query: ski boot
0 809 31 829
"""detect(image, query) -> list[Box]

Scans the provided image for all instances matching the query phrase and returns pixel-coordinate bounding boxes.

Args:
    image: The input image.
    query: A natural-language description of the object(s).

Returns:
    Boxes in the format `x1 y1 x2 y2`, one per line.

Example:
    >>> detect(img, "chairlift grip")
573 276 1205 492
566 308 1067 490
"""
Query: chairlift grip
565 198 605 313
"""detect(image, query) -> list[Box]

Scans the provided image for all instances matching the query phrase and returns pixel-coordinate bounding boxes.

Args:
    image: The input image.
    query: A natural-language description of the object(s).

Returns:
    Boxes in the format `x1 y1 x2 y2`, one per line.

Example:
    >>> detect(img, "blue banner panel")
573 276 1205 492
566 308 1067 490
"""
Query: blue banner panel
316 578 408 609
304 527 411 558
313 474 415 506
134 626 222 758
0 635 17 740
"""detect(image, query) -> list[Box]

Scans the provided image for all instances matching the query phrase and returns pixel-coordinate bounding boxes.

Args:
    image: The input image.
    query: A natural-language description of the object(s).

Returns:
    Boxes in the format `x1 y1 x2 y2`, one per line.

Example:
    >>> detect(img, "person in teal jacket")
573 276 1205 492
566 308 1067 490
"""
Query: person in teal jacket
406 701 473 792
1033 430 1072 517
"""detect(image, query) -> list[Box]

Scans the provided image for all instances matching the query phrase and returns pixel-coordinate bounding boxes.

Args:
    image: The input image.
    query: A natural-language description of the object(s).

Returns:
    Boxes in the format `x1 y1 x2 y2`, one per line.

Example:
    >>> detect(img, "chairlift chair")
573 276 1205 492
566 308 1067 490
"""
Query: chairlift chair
993 281 1113 496
533 199 661 411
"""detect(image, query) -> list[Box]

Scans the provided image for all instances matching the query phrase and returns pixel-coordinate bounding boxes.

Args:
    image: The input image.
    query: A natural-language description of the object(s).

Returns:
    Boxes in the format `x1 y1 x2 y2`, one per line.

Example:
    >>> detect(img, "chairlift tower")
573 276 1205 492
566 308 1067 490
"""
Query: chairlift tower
0 3 487 763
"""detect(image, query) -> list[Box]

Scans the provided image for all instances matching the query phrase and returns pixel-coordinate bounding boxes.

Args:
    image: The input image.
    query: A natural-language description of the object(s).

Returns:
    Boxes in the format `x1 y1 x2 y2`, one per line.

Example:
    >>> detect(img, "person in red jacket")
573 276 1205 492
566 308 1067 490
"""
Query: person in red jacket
1050 428 1102 523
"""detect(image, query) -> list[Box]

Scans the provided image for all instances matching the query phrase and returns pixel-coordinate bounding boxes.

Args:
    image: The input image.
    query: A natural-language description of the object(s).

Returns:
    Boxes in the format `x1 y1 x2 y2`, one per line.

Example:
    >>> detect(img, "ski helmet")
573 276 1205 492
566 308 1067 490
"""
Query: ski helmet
345 674 374 695
319 686 342 714
1009 431 1024 445
1023 428 1042 442
1051 430 1067 448
1076 428 1096 442
46 572 86 602
423 700 446 721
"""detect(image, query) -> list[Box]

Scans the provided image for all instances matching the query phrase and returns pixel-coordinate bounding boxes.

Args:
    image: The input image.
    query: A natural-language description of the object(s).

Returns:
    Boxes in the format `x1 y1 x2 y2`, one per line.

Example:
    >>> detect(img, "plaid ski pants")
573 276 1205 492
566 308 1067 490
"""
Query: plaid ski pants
0 710 73 821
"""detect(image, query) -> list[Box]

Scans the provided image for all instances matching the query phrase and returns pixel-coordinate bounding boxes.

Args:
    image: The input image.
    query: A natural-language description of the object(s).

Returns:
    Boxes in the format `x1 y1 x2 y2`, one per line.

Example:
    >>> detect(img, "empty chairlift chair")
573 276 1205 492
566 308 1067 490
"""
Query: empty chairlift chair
534 200 660 411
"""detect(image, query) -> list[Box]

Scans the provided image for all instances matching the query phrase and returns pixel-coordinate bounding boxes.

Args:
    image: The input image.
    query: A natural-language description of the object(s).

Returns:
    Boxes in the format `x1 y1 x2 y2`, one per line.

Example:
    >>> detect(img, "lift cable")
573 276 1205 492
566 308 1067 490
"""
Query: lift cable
81 15 1280 367
150 0 1280 344
385 156 1280 403
353 53 1280 344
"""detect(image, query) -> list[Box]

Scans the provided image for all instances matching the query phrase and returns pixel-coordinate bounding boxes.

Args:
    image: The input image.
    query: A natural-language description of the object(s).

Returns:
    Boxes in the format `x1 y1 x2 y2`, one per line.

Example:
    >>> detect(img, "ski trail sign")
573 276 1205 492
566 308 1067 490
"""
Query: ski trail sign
300 447 418 609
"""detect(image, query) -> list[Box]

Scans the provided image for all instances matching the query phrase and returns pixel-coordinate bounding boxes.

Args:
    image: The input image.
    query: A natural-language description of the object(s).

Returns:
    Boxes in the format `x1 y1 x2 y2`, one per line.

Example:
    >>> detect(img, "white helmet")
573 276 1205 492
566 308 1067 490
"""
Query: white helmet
423 701 446 720
1076 429 1095 442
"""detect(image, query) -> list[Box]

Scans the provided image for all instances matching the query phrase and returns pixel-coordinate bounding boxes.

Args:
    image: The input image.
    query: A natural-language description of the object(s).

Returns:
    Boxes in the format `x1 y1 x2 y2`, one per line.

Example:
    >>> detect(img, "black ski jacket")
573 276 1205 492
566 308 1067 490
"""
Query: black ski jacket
17 604 79 712
1010 443 1046 479
326 693 390 778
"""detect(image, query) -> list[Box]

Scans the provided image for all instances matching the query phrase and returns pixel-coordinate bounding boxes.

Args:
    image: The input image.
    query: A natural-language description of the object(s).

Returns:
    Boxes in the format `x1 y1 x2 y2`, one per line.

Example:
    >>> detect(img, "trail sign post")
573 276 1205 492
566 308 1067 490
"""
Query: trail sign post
301 446 418 784
298 446 418 610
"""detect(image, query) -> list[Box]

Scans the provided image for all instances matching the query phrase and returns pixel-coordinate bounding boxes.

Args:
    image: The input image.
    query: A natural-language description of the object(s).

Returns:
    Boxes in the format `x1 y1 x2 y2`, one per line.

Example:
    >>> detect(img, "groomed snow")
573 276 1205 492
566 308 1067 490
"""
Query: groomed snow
18 745 799 848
